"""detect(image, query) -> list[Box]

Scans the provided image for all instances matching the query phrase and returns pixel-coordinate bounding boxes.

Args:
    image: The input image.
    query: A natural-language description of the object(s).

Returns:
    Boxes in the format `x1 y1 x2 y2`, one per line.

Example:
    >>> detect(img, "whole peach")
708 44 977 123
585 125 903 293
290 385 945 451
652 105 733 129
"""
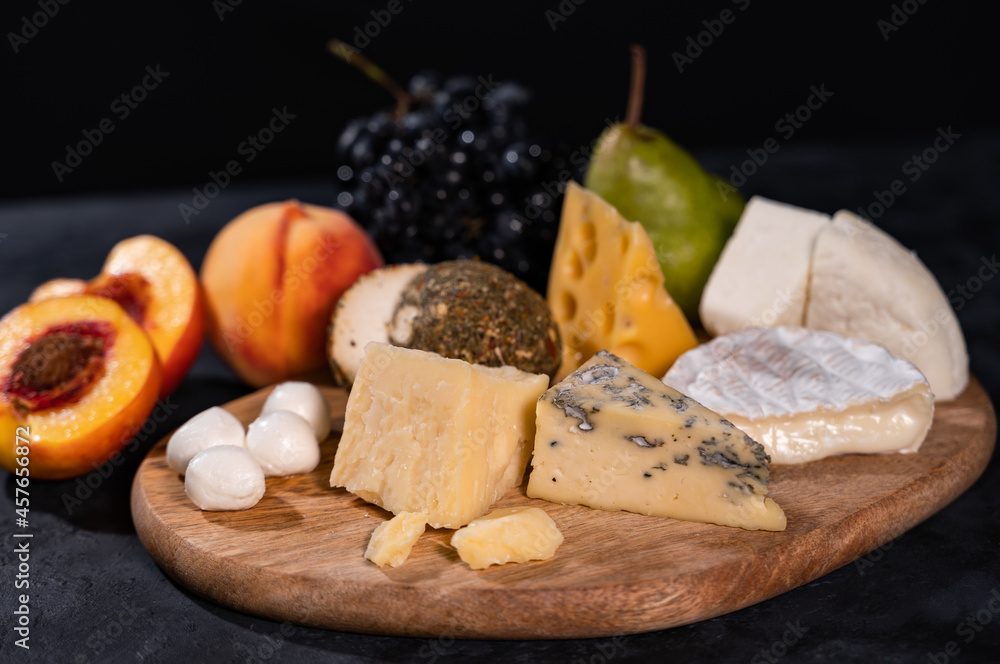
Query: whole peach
201 200 383 386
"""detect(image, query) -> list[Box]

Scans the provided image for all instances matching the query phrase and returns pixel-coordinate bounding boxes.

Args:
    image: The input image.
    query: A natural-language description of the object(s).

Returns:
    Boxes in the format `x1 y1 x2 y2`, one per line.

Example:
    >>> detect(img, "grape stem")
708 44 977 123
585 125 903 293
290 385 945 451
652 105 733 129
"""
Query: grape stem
625 44 646 129
328 39 412 118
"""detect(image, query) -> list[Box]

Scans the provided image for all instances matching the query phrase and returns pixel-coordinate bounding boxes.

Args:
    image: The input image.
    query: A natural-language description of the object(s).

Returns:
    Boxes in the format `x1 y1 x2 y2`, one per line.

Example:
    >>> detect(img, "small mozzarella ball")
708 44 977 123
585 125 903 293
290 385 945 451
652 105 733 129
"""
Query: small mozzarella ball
166 406 246 475
184 446 265 511
260 381 331 440
246 410 320 477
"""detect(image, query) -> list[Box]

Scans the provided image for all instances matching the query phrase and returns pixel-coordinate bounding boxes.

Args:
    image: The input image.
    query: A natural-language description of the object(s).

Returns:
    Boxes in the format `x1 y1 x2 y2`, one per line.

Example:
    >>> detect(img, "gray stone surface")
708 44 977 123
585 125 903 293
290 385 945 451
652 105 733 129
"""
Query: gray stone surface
1 133 998 663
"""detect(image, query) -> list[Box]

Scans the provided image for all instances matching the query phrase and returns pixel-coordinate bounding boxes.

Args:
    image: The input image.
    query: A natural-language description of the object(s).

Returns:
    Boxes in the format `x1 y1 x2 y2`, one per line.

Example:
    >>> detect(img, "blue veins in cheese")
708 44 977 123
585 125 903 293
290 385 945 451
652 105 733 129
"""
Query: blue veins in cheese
526 350 786 531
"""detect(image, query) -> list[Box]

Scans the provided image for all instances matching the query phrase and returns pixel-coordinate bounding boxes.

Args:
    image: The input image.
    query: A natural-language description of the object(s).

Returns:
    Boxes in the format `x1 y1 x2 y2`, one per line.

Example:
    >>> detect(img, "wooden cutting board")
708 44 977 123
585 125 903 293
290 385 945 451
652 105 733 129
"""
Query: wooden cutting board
131 378 996 639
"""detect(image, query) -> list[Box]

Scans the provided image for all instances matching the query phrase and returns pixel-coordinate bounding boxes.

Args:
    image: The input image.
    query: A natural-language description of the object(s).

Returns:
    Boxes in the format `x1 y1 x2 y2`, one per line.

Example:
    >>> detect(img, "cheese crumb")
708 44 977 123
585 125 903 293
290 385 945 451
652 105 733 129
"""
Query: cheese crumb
451 507 563 570
365 512 428 568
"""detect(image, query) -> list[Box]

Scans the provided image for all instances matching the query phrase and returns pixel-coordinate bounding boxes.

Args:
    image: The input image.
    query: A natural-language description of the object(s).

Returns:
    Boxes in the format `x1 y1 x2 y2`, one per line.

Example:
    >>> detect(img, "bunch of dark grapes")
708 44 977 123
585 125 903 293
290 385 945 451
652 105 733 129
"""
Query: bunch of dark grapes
332 70 578 293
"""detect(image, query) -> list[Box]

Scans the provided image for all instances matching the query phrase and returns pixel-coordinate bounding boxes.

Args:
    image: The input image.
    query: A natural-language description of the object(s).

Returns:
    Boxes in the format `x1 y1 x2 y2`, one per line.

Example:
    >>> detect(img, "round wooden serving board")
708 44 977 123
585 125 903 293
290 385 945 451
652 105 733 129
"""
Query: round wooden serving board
132 379 996 639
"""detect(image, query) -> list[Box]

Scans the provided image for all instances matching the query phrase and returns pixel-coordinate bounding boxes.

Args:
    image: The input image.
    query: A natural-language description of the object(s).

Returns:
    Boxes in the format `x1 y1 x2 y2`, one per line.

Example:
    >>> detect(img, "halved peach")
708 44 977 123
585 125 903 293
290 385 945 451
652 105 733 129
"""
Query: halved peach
30 235 204 396
0 296 162 480
29 278 87 301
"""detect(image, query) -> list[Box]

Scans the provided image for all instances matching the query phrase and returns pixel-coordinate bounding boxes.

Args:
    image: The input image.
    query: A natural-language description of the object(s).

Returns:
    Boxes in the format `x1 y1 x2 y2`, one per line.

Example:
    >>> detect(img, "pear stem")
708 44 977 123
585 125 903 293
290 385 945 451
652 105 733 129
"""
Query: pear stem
625 44 646 129
328 39 411 118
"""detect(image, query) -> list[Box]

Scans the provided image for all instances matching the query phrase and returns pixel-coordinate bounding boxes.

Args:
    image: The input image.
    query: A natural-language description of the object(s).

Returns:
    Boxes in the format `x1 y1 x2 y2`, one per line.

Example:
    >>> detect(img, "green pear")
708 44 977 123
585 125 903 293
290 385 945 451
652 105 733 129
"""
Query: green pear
583 47 744 322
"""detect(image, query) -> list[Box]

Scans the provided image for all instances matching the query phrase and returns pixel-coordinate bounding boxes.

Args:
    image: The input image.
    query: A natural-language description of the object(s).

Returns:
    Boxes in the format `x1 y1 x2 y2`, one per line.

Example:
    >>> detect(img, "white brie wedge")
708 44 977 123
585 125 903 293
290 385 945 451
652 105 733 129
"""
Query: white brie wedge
806 210 969 401
664 327 935 465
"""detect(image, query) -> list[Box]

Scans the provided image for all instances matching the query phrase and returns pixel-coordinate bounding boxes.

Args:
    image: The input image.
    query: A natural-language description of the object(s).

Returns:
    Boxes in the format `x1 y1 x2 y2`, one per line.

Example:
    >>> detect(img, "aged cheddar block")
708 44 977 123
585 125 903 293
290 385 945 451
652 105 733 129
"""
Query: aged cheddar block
527 350 786 531
547 181 697 381
365 511 428 568
451 507 563 570
330 342 549 529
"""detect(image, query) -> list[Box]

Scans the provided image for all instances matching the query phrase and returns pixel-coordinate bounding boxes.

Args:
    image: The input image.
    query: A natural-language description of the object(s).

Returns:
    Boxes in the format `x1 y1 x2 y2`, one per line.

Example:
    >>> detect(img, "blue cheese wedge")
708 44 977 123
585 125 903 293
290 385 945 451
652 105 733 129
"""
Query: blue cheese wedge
526 350 786 531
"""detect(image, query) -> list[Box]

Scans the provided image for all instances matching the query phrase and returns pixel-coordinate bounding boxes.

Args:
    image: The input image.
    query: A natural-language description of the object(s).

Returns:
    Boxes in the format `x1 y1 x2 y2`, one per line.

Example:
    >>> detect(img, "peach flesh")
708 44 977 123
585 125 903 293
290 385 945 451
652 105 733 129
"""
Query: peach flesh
0 295 162 480
5 321 115 412
29 236 204 397
86 273 152 324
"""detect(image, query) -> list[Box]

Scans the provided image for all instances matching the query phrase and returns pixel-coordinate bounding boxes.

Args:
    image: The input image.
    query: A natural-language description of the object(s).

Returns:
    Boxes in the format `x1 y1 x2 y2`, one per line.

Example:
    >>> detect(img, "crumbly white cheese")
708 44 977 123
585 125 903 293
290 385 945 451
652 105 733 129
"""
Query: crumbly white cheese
700 196 829 336
246 410 321 477
166 406 246 475
260 381 332 440
184 445 265 511
664 326 935 464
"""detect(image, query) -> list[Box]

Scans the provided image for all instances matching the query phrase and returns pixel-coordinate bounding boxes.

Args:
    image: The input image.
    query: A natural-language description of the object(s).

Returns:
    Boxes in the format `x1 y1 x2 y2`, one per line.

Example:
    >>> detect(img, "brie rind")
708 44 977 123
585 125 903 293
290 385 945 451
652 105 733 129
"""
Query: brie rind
664 327 935 464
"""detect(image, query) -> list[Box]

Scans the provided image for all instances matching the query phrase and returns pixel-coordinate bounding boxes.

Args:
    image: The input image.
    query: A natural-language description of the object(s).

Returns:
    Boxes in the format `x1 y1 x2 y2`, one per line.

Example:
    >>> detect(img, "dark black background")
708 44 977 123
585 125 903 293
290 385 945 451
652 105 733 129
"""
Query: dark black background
1 2 999 663
0 0 993 201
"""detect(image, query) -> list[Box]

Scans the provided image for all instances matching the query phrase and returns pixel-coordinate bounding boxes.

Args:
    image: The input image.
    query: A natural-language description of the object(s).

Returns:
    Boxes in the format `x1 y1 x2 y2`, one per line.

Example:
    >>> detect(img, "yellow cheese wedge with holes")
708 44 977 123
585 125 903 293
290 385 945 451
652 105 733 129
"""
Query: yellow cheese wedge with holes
547 182 697 381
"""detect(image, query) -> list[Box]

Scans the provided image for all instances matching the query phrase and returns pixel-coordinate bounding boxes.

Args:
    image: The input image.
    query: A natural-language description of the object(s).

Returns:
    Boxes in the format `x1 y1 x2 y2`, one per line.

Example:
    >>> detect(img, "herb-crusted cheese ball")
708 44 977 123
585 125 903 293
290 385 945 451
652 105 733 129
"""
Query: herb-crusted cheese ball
389 261 561 378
